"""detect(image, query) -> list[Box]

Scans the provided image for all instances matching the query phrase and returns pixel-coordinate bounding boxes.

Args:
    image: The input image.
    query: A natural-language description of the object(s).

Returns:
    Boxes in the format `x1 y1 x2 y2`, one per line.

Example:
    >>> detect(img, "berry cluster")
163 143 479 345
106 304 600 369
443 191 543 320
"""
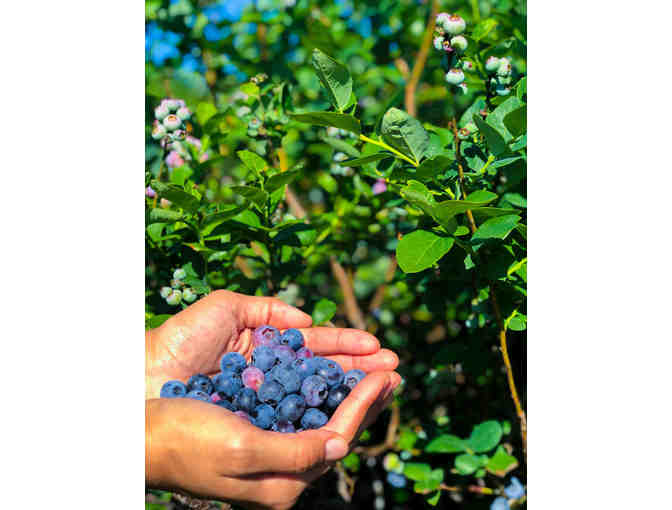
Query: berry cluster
484 56 514 96
159 325 367 432
151 98 192 144
433 13 472 94
490 476 526 509
159 268 198 306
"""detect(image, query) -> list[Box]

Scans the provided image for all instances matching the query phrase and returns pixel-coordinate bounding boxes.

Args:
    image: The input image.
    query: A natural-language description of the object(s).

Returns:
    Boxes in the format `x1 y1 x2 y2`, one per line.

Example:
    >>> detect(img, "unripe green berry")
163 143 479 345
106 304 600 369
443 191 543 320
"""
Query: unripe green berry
159 286 172 299
163 114 181 131
443 14 466 35
176 107 191 121
173 268 187 280
450 35 468 52
485 56 500 73
182 288 197 303
162 99 180 112
445 68 465 85
462 60 475 72
436 12 450 27
497 75 512 86
170 279 184 289
154 104 169 121
433 36 444 51
166 289 182 305
494 83 511 96
457 82 468 95
465 121 477 133
152 121 167 140
497 58 512 77
171 129 186 141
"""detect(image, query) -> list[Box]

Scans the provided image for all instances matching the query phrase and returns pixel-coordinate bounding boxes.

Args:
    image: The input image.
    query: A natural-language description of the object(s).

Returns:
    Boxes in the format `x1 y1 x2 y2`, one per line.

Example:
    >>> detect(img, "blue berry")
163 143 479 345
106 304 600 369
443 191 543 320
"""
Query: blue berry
253 325 280 347
233 387 258 414
301 375 329 407
187 374 214 394
215 399 234 411
220 352 247 374
315 358 344 388
269 364 301 393
186 390 210 402
160 380 188 398
212 371 242 398
252 345 277 372
272 420 296 433
279 328 305 351
273 344 297 365
296 347 314 359
277 394 307 422
490 497 510 510
386 472 407 488
326 384 350 410
252 404 276 430
292 358 317 381
343 369 366 390
257 380 286 406
301 408 328 429
503 477 525 499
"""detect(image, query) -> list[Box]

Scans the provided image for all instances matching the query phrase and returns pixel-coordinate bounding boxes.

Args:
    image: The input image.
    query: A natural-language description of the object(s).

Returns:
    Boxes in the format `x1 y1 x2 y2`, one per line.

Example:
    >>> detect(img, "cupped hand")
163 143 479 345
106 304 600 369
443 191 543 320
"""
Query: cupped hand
146 290 399 399
147 369 399 510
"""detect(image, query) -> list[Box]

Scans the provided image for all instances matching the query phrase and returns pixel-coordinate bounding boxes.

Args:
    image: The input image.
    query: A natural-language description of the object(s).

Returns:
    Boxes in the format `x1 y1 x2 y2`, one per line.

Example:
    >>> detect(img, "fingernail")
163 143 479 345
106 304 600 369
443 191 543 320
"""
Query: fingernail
325 437 348 461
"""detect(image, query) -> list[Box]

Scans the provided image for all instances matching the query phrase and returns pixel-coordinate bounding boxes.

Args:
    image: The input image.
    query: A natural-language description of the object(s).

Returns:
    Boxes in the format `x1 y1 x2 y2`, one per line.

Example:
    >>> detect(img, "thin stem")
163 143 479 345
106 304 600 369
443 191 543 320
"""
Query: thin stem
405 0 439 117
449 118 477 233
359 134 419 168
152 147 167 208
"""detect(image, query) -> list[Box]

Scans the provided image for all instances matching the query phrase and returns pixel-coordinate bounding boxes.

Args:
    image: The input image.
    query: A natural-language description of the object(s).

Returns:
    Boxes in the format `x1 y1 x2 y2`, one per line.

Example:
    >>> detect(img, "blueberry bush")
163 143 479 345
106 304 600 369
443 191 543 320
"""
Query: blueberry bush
146 0 526 508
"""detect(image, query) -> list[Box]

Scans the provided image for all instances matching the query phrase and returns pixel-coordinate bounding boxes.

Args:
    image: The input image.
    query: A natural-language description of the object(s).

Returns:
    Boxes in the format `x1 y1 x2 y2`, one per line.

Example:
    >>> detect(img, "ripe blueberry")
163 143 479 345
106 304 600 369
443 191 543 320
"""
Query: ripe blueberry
300 408 328 429
186 390 210 402
296 347 314 359
301 375 329 407
220 352 247 374
278 328 304 351
273 344 297 365
277 394 307 422
187 374 214 394
343 369 366 390
490 497 510 510
233 387 258 414
325 384 350 410
213 372 242 398
253 325 280 347
251 345 277 372
160 380 187 398
314 358 344 388
252 404 276 430
386 472 407 488
257 380 286 406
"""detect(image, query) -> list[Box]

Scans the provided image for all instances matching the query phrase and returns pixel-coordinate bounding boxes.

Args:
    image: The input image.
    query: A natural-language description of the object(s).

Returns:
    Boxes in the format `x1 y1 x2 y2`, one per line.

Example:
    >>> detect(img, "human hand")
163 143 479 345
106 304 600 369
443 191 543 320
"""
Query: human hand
147 369 399 510
146 290 399 399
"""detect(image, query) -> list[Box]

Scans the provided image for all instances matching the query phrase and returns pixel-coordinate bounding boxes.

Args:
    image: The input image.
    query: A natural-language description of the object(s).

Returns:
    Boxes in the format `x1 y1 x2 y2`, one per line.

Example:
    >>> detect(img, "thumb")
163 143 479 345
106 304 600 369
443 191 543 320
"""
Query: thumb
248 429 349 474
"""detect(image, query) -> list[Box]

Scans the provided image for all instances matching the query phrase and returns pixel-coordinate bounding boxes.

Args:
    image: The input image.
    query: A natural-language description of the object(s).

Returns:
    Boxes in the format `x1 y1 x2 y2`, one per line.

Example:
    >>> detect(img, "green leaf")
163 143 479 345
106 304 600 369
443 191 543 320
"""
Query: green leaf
466 421 503 453
413 469 444 492
290 111 361 135
396 230 455 273
320 135 361 158
487 97 524 142
340 153 391 167
471 215 520 243
266 170 300 191
311 48 353 112
400 180 437 218
427 491 441 506
148 208 183 224
151 181 200 213
433 194 498 225
403 462 431 482
507 312 527 331
472 115 508 156
240 82 260 98
237 150 268 176
312 298 337 325
504 105 527 138
148 314 172 329
397 427 419 450
201 206 246 235
426 434 466 453
486 446 519 476
342 452 360 472
381 108 430 163
454 454 482 475
195 102 217 125
471 18 498 41
230 186 269 210
416 156 452 180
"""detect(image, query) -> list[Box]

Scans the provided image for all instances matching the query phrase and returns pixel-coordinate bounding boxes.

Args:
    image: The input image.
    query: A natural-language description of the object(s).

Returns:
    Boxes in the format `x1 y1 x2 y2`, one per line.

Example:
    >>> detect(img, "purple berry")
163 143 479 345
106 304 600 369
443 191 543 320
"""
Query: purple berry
233 387 258 414
272 420 296 433
278 328 305 351
326 384 351 410
301 408 328 429
292 358 317 381
314 358 344 388
160 380 187 398
220 352 247 374
343 369 366 390
241 366 265 391
386 472 407 488
273 344 297 365
146 186 157 198
277 394 307 423
253 325 280 347
186 390 210 402
251 345 277 372
257 380 286 406
252 404 276 430
213 371 242 398
301 375 329 407
296 347 314 359
187 374 214 395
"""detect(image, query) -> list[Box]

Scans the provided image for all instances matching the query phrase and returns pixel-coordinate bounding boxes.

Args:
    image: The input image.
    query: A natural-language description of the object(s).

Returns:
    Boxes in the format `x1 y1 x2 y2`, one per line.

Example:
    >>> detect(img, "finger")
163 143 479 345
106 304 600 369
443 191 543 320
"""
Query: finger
323 372 392 443
325 349 399 372
233 292 313 329
244 428 349 474
357 372 401 433
301 327 380 355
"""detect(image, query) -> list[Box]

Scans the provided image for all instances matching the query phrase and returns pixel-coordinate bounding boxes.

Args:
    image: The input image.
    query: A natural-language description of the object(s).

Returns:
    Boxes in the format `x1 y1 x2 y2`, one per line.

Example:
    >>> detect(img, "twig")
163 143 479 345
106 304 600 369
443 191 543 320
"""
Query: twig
449 118 477 233
404 0 439 117
489 282 527 459
354 403 400 457
369 257 398 312
330 256 367 330
416 483 495 495
335 461 356 502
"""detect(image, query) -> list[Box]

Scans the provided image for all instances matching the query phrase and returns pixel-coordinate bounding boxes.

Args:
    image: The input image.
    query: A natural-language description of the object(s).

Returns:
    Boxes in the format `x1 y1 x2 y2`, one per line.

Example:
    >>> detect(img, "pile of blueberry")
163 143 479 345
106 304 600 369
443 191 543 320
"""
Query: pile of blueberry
159 268 198 306
159 325 366 432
